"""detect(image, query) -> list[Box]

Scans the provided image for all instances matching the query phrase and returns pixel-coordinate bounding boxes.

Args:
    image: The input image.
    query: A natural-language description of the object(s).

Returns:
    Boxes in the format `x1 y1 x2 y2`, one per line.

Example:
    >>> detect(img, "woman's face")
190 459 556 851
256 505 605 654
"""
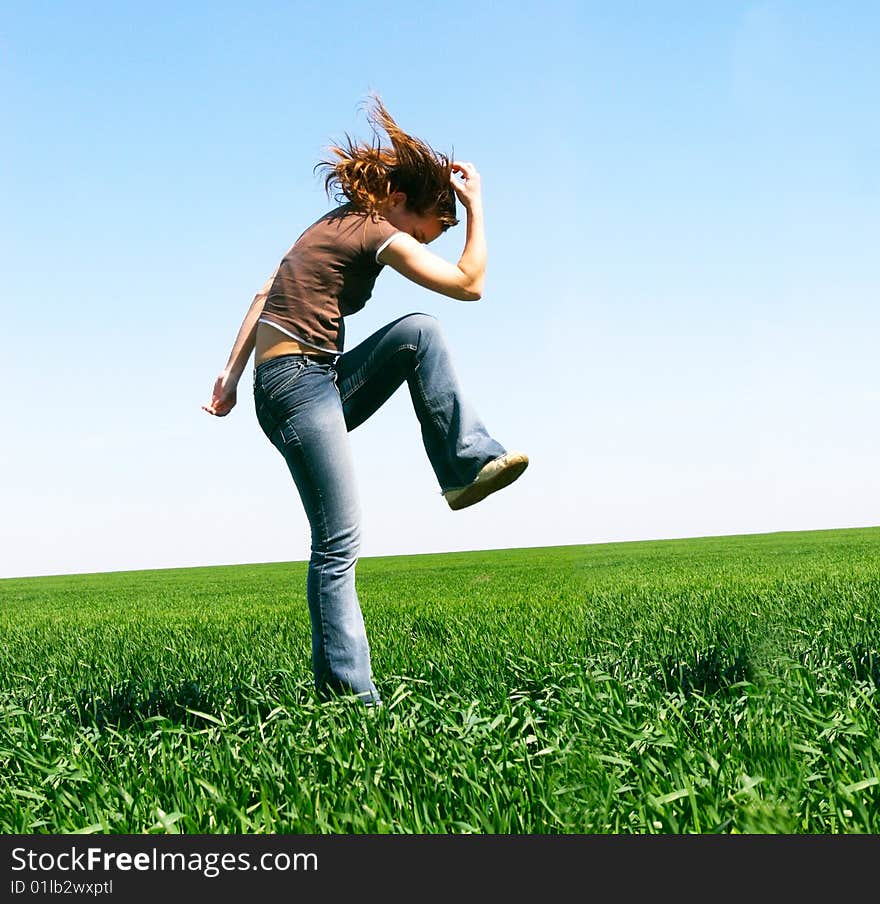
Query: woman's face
382 193 445 244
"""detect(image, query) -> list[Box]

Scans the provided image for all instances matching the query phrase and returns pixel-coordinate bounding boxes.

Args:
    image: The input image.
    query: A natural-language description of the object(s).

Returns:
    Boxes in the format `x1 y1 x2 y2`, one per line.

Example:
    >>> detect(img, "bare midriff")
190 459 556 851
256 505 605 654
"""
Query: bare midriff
254 321 336 366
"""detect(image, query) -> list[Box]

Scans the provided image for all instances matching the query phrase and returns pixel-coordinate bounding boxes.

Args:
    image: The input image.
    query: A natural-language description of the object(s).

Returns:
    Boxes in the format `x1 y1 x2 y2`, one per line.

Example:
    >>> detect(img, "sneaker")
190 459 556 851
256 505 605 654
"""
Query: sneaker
443 452 529 511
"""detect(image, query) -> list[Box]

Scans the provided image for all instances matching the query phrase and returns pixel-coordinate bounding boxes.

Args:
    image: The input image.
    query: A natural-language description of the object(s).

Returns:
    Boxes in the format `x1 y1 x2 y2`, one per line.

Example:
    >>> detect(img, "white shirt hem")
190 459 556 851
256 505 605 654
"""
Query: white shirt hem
258 318 339 356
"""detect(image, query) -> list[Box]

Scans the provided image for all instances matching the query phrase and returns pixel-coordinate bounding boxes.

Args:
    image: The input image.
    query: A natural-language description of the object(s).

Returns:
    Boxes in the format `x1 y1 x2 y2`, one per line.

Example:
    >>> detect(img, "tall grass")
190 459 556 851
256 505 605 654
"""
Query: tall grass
2 528 879 833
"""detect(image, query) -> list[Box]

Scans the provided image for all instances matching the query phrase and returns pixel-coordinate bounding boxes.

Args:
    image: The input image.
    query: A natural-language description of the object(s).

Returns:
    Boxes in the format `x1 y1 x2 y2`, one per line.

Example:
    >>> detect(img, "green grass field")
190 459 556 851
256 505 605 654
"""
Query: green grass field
2 527 879 834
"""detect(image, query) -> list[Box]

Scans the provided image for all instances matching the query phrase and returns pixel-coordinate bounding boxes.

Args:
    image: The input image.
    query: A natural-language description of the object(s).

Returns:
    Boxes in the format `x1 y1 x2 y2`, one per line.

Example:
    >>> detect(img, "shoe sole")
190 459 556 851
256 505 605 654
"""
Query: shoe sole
446 455 529 511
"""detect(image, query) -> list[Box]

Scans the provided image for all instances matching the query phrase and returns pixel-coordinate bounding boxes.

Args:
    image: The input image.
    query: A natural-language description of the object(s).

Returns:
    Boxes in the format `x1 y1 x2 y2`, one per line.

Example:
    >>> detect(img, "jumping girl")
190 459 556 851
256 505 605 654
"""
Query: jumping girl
202 94 528 706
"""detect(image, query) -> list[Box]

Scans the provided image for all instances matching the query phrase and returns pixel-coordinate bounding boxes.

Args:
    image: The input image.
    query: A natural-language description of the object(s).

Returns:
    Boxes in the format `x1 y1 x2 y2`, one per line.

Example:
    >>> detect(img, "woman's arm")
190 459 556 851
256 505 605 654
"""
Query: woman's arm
377 161 486 301
202 268 277 417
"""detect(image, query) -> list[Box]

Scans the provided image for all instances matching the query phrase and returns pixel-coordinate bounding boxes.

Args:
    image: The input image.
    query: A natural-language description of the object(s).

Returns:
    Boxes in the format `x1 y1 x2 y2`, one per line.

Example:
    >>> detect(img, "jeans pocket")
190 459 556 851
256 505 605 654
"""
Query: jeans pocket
258 359 306 401
254 360 309 445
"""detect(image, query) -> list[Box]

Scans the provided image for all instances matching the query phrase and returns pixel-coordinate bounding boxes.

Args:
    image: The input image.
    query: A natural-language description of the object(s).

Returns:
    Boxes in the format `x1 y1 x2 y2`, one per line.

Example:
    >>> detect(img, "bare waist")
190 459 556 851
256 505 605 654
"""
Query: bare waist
255 320 338 365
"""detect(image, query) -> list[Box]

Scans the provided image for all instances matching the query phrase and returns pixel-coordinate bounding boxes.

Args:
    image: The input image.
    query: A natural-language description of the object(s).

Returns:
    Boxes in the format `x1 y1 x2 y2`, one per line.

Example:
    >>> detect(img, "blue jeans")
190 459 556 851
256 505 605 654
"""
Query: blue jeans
252 313 507 705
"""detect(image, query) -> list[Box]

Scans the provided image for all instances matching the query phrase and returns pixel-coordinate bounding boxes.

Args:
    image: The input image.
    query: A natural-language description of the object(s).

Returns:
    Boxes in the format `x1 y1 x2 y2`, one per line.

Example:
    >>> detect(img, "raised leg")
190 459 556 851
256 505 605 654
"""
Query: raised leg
336 313 507 491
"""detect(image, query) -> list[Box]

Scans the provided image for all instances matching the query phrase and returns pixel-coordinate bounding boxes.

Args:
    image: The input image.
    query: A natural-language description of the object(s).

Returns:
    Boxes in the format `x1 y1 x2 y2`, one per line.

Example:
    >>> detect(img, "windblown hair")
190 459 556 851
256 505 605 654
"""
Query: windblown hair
315 92 458 228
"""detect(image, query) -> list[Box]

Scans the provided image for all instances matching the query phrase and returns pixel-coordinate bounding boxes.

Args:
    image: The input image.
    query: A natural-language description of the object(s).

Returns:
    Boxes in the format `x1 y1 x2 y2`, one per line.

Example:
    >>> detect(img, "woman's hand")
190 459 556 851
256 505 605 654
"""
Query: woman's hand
202 371 238 417
450 161 482 209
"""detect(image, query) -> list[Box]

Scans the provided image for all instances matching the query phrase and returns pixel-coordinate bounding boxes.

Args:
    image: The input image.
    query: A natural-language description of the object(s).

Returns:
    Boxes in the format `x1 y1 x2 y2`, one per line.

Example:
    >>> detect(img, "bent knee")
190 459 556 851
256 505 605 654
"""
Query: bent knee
402 312 438 328
396 312 443 348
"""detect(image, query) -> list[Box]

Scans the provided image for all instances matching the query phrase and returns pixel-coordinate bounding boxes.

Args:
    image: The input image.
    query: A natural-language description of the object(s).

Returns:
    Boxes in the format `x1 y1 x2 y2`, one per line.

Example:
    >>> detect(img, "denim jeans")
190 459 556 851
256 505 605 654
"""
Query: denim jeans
252 313 507 705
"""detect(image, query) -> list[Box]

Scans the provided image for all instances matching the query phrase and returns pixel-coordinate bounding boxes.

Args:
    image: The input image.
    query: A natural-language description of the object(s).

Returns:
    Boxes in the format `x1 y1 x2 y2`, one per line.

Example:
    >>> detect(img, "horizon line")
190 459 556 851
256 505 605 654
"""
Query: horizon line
3 523 879 582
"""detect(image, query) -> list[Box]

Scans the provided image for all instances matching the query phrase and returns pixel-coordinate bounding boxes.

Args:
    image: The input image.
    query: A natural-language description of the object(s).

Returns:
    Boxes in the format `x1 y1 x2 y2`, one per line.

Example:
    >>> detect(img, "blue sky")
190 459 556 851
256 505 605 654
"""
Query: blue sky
2 1 878 578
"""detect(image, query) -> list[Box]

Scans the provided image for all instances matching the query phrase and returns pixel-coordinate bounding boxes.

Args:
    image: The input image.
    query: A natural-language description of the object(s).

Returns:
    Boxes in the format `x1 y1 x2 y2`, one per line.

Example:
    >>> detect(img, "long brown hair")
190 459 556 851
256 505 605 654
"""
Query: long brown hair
315 92 458 228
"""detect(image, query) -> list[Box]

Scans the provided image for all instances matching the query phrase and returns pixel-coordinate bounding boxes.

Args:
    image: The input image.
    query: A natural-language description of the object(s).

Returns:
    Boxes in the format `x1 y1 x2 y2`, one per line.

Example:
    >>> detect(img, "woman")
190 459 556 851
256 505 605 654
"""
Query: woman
202 95 528 706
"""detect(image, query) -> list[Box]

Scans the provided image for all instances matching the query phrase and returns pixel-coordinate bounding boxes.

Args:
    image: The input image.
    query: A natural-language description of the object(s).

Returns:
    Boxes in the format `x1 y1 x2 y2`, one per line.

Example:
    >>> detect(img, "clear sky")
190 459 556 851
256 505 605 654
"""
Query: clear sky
2 1 878 578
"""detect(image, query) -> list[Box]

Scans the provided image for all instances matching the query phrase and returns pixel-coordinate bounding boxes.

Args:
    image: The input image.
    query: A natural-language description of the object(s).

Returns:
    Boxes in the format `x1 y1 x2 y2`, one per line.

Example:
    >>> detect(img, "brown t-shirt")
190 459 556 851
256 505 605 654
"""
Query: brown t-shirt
259 202 403 354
